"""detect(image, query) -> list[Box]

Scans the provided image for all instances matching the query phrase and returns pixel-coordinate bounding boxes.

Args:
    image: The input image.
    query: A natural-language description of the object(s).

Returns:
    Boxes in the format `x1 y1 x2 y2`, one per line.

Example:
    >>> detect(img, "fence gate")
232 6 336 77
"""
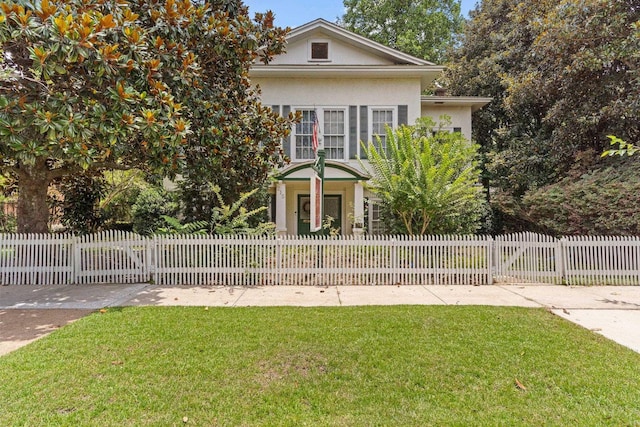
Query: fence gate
74 230 151 284
494 233 562 284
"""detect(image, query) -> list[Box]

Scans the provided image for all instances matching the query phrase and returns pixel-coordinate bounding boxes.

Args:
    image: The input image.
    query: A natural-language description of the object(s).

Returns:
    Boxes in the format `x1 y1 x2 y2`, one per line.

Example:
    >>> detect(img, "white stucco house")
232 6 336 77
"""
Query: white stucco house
251 19 490 235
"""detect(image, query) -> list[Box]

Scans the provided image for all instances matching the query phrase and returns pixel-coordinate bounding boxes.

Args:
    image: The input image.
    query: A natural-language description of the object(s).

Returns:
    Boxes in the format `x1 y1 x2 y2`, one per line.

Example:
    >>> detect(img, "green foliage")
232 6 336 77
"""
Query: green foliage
177 176 271 228
522 160 640 236
58 172 105 234
340 0 464 62
0 0 294 233
361 118 485 235
0 173 15 232
100 170 149 230
445 0 640 232
156 215 208 235
602 135 639 157
159 185 274 236
131 187 178 236
208 186 275 236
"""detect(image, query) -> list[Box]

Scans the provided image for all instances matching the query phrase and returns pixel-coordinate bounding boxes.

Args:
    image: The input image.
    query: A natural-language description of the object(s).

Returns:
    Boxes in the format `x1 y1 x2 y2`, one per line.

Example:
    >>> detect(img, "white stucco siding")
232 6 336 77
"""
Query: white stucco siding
420 105 473 141
270 32 396 66
254 77 421 120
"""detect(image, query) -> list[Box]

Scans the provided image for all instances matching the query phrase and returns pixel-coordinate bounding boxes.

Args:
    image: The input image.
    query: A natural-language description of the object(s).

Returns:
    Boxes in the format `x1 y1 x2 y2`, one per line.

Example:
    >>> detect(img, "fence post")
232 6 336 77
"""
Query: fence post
391 236 397 285
276 237 282 285
148 235 155 284
487 236 494 285
72 234 81 284
558 237 566 285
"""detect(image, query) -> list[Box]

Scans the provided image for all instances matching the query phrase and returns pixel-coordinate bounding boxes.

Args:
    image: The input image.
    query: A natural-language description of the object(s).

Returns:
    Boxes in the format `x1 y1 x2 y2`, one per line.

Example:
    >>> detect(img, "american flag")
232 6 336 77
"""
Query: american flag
312 110 319 154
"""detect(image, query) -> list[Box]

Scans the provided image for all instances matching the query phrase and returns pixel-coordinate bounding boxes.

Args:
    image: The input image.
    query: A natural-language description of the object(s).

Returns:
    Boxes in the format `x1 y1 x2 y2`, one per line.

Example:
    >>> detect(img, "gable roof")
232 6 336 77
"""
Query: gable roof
286 19 436 66
251 19 443 89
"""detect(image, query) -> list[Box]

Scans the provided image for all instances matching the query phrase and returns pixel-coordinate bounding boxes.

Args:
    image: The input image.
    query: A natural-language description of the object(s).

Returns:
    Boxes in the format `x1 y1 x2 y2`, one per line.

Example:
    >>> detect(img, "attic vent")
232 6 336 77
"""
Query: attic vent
310 41 330 61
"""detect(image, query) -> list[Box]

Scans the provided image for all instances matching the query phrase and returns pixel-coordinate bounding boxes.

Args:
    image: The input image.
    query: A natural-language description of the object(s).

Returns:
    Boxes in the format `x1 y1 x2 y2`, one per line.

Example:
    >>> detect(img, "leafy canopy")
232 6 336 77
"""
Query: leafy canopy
445 0 640 232
0 0 293 233
340 0 464 63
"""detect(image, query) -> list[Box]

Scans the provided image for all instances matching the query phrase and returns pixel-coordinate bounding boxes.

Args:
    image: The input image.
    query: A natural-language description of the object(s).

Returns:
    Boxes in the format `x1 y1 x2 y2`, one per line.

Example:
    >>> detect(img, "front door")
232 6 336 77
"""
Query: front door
297 194 342 235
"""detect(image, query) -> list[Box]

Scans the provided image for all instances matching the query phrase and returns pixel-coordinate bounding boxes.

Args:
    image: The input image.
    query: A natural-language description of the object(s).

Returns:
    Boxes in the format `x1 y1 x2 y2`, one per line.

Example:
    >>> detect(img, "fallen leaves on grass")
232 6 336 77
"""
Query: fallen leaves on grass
515 378 527 391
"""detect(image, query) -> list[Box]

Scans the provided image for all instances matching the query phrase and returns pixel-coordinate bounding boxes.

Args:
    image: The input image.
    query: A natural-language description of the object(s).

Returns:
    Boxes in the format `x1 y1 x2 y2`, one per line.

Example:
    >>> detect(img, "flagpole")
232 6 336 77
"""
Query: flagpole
311 110 325 236
317 148 325 236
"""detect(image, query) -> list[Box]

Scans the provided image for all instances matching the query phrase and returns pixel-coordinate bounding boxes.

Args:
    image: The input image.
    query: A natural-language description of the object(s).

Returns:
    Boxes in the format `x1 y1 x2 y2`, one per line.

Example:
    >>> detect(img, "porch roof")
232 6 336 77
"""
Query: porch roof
275 161 370 182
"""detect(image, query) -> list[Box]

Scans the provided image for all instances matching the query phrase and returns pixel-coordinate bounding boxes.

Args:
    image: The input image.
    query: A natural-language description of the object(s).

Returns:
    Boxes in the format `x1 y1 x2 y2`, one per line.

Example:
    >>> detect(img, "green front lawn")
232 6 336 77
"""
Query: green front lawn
1 306 639 425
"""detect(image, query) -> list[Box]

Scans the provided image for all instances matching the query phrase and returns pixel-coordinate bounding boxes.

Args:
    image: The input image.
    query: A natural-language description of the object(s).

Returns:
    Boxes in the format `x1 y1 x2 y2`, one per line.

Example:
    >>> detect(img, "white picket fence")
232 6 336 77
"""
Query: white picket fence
154 234 492 286
1 231 640 286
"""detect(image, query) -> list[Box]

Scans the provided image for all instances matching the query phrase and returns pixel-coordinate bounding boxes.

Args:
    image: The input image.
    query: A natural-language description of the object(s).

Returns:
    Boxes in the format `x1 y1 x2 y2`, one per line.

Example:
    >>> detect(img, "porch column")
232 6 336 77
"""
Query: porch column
353 181 365 236
275 181 287 235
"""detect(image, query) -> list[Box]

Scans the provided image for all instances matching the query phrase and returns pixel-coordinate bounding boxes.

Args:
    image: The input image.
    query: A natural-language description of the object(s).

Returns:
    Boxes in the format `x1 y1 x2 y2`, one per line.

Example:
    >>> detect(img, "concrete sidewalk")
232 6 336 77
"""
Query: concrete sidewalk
2 284 640 356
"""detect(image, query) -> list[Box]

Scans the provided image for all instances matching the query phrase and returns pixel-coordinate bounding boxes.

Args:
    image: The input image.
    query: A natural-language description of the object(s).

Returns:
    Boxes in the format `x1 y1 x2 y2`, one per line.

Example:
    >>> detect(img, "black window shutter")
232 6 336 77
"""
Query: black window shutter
349 105 358 159
359 106 368 159
282 105 291 158
398 105 408 126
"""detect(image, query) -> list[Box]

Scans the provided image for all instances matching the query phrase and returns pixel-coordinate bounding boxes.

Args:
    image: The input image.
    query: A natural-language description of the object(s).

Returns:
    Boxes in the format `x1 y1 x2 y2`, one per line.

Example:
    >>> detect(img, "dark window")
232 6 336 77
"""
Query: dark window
311 42 329 60
453 127 462 133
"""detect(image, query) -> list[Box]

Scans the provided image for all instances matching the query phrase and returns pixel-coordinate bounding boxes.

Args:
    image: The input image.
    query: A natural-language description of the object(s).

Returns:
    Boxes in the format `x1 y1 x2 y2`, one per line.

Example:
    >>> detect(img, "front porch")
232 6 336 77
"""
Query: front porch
270 161 370 236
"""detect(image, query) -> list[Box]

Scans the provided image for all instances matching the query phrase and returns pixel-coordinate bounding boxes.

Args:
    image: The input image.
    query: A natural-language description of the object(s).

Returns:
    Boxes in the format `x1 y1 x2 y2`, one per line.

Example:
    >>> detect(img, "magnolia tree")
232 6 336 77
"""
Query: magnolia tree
0 0 294 233
361 118 486 235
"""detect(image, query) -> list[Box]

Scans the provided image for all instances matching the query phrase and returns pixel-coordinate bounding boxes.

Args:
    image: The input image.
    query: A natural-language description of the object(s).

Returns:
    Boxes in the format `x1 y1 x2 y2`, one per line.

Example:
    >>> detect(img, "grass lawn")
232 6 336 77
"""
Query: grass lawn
1 306 639 426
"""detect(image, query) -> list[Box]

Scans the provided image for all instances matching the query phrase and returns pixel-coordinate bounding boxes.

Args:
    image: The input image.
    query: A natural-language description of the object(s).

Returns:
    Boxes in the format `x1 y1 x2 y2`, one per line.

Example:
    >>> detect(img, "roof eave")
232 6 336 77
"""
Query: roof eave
421 96 493 112
251 65 444 90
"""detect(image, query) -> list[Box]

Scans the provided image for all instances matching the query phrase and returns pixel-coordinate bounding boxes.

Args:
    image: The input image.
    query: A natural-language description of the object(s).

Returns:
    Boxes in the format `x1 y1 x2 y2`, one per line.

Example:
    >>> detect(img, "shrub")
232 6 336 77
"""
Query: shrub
131 188 178 235
522 161 640 235
59 173 105 234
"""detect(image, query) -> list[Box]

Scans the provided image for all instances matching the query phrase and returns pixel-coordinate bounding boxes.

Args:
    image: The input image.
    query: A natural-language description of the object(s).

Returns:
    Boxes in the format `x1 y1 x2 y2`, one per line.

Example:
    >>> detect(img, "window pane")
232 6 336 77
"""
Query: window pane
295 110 315 160
372 109 393 154
324 109 345 160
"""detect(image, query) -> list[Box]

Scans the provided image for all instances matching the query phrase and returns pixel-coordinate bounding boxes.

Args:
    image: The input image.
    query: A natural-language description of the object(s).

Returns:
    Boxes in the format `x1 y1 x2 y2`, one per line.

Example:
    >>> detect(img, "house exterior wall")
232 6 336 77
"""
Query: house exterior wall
255 77 420 116
255 76 422 164
421 105 474 141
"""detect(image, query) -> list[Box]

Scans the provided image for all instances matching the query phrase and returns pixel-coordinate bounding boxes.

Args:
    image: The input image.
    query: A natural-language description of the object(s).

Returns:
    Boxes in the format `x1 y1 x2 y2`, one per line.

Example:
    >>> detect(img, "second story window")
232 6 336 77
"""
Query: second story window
323 109 345 160
293 108 347 161
371 108 394 153
295 109 316 160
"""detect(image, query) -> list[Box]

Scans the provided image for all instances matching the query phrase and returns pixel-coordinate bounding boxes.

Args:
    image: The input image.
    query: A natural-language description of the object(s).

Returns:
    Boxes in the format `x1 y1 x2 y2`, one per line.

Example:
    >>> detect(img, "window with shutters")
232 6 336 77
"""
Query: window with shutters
294 109 316 160
323 109 345 160
371 108 394 153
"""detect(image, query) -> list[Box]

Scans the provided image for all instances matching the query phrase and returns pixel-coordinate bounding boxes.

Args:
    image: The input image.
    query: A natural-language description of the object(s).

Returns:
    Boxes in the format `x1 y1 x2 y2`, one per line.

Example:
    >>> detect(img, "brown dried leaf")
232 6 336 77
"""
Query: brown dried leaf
515 378 527 391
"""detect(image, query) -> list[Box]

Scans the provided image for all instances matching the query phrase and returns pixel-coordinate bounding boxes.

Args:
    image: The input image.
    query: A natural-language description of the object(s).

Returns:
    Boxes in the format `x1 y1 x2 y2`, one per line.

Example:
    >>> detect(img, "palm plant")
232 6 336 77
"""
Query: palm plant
361 118 485 235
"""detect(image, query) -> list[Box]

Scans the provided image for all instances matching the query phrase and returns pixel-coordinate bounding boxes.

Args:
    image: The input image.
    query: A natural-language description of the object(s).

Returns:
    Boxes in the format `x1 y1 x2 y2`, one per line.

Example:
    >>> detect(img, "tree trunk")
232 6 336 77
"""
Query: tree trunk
16 160 53 234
